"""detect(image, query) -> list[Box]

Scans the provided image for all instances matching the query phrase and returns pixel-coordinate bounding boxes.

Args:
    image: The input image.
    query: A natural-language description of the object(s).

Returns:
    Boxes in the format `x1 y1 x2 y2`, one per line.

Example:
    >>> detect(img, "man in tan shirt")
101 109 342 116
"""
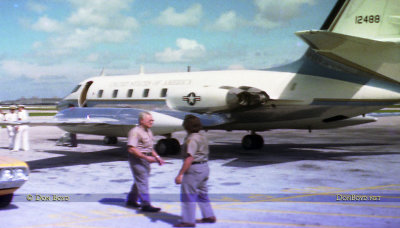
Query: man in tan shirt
126 111 165 212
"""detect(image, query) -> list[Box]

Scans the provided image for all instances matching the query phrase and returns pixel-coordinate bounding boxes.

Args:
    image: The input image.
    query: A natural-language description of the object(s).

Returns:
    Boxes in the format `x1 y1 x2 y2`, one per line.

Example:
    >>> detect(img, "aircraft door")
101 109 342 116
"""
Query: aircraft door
79 81 93 107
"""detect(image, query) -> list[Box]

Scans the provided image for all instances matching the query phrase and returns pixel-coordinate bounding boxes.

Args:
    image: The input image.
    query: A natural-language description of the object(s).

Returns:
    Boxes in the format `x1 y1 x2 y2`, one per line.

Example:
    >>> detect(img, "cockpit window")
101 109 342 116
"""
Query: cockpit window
71 85 81 93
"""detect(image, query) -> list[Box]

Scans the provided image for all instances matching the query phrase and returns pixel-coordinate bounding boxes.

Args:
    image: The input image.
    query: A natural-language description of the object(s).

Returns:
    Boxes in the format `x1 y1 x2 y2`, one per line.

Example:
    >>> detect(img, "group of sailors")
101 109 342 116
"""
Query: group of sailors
1 105 30 151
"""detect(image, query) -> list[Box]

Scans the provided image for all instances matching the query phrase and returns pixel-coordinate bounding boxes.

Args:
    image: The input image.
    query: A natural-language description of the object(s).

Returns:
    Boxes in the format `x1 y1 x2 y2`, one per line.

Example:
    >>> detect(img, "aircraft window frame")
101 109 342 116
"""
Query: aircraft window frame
127 89 134 98
97 90 103 98
143 88 150 97
71 85 81 93
112 89 118 98
160 88 168 97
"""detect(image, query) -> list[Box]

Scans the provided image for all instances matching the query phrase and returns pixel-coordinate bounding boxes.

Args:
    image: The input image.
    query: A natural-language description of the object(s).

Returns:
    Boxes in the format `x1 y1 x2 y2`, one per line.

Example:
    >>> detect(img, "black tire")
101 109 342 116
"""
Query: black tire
103 136 118 145
155 139 169 156
253 134 264 149
0 193 13 208
110 137 118 144
155 138 181 156
242 135 264 150
167 138 181 155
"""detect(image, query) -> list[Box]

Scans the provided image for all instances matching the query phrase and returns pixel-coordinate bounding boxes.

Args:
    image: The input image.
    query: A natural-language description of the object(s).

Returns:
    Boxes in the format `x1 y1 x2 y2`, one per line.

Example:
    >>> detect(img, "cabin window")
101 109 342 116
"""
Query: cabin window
143 89 150 97
112 89 118 98
71 85 81 93
97 90 103 98
160 88 168 97
127 89 134 98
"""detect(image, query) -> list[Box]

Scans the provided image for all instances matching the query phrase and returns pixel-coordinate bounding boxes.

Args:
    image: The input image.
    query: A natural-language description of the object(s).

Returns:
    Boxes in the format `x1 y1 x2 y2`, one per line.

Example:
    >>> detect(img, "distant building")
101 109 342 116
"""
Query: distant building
0 97 62 105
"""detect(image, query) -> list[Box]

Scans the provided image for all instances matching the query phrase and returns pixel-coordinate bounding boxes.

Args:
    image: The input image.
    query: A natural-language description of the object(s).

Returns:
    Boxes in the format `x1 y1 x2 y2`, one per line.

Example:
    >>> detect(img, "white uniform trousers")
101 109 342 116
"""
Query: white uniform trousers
7 126 16 150
13 125 29 151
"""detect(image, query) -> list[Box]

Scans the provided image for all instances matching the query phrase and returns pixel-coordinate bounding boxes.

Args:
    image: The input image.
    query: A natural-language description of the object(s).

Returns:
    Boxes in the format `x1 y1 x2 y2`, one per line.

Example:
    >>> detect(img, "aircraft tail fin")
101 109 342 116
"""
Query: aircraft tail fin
296 0 400 85
327 0 400 40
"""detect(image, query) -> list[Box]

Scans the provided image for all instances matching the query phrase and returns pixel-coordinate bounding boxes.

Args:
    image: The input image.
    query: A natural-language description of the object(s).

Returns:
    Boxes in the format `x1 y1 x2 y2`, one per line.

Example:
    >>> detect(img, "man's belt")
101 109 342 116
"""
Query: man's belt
192 161 207 165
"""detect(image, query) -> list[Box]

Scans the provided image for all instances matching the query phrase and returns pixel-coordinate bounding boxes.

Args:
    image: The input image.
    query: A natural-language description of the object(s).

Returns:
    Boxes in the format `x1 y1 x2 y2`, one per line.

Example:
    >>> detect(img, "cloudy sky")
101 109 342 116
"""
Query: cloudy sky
0 0 336 100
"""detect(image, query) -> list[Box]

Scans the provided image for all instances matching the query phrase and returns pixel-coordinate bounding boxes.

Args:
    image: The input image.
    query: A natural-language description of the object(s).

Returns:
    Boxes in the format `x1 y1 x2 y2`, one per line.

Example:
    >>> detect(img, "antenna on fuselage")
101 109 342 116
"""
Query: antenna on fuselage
140 65 145 75
99 68 105 76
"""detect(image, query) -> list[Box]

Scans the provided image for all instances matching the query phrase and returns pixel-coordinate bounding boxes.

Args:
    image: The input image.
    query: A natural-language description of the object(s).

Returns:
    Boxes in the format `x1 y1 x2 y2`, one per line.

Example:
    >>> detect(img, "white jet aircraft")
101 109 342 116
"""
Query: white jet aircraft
5 0 400 155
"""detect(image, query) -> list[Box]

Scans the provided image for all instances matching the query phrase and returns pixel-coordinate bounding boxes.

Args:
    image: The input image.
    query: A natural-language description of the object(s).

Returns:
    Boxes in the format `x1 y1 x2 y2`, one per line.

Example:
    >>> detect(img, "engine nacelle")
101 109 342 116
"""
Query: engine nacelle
166 86 269 113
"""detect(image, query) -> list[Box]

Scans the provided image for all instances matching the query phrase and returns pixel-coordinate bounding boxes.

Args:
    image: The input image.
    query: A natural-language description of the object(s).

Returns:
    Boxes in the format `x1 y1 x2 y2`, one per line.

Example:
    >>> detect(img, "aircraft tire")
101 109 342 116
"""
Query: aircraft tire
155 139 169 156
242 134 264 150
103 136 118 145
155 138 181 156
0 193 13 208
167 138 181 155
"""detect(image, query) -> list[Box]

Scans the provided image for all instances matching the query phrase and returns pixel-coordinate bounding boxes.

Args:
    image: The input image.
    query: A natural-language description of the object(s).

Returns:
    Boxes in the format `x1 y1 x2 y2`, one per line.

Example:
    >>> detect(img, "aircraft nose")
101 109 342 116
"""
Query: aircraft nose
57 100 77 111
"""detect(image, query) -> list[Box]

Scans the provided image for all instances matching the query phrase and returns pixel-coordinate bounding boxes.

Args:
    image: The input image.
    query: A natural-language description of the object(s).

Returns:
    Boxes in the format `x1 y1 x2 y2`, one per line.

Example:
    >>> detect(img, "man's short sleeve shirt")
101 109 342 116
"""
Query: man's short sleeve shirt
183 133 209 162
127 126 154 154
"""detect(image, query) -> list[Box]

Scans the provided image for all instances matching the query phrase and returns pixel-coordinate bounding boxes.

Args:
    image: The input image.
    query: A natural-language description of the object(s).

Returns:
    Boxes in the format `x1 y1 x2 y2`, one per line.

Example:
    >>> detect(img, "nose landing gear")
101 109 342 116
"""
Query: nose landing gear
241 133 264 150
155 138 181 156
103 136 118 145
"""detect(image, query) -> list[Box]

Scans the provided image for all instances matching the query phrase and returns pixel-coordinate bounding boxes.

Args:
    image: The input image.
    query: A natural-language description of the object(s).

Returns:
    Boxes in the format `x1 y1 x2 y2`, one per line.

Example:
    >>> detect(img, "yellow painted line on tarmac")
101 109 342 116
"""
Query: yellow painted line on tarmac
217 219 361 228
275 201 400 209
215 184 400 207
283 186 343 193
19 214 141 228
51 225 110 228
268 184 400 202
19 207 181 228
216 207 400 219
22 213 361 228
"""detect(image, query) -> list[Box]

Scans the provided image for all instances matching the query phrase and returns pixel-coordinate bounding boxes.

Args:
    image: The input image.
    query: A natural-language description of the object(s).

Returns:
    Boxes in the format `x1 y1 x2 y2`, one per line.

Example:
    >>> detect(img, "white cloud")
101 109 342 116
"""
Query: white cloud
155 4 202 27
227 64 246 70
67 0 138 29
0 60 95 80
86 53 99 62
26 1 47 13
30 0 138 58
253 0 315 29
212 11 242 31
155 38 206 63
32 16 62 32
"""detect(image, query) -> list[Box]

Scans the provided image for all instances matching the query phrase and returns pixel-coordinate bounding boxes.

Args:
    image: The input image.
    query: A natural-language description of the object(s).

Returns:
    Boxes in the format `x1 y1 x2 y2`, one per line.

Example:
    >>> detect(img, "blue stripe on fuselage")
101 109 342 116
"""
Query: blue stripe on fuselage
265 52 400 94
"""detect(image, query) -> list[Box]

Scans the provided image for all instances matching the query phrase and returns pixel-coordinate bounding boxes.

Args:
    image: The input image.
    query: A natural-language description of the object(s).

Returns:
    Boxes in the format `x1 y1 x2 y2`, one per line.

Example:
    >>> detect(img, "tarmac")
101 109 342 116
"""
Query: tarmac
1 116 400 228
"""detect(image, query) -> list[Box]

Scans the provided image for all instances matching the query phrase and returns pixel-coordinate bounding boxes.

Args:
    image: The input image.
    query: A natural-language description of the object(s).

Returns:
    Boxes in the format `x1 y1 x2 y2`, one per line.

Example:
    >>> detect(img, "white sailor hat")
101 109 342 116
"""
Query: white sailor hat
9 105 17 109
17 104 25 108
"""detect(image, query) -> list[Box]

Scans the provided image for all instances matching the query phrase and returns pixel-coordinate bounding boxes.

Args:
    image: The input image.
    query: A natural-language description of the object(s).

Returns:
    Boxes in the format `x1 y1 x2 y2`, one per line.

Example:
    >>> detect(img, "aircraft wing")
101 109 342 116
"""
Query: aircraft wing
0 117 120 127
0 107 229 136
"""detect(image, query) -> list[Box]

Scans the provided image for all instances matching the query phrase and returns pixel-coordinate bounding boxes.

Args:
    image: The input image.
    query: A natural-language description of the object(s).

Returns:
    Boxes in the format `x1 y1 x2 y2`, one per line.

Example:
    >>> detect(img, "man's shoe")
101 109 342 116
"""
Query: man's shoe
141 205 161 212
173 223 195 227
198 216 216 223
126 201 140 208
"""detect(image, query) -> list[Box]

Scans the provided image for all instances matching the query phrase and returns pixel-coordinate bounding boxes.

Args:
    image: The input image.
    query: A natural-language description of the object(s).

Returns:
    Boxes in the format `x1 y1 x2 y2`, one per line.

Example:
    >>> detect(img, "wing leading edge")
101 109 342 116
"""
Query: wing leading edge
0 107 229 137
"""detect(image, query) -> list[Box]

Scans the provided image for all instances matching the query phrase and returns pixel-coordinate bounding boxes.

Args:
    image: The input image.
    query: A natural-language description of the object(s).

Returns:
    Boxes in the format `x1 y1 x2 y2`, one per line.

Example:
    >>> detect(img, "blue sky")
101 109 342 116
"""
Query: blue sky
0 0 336 100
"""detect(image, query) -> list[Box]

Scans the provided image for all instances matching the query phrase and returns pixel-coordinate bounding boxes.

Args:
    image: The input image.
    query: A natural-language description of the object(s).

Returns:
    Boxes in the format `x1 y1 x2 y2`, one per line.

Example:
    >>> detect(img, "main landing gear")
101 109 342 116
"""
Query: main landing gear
155 138 181 156
241 132 264 150
103 136 118 145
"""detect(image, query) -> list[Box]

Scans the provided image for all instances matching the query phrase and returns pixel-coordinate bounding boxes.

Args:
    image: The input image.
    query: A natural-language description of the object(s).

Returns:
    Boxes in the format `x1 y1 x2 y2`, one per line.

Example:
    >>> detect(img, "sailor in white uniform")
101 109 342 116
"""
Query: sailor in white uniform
5 105 18 150
13 105 30 151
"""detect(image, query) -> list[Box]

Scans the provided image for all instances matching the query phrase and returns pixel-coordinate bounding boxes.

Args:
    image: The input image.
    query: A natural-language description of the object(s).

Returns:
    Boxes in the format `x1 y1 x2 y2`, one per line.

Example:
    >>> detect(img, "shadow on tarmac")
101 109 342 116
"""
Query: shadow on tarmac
27 141 399 170
99 198 181 225
0 204 18 211
210 142 400 167
47 138 126 146
27 147 127 170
